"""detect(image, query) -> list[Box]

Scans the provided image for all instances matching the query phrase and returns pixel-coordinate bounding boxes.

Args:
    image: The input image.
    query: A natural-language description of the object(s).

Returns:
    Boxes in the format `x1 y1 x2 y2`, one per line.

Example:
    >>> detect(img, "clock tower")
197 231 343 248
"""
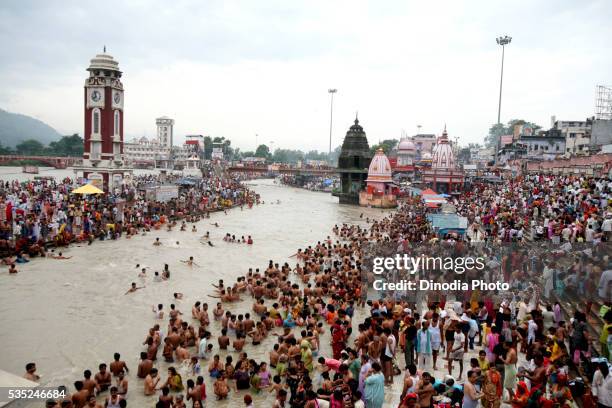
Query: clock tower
76 49 132 189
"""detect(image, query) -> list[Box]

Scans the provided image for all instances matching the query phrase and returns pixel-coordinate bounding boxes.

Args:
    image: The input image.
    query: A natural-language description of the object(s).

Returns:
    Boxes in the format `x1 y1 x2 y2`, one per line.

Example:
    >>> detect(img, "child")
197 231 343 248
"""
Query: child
477 350 490 371
189 357 201 376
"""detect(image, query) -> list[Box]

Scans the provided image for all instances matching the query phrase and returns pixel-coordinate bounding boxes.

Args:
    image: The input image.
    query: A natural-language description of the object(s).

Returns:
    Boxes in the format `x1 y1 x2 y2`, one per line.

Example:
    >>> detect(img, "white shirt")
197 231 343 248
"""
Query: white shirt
453 332 465 350
599 270 612 299
592 370 612 406
385 334 396 357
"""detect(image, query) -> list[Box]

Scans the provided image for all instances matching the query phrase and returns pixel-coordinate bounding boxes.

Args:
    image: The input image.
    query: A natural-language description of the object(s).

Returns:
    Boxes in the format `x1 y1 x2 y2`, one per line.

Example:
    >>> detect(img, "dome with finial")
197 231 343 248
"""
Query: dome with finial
397 136 416 152
366 148 393 182
87 47 121 73
431 126 455 169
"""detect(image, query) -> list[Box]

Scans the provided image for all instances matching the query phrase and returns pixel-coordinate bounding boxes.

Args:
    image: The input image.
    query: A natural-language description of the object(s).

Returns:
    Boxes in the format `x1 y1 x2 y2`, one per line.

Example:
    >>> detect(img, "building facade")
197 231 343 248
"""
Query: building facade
550 117 591 154
156 116 175 149
520 134 566 159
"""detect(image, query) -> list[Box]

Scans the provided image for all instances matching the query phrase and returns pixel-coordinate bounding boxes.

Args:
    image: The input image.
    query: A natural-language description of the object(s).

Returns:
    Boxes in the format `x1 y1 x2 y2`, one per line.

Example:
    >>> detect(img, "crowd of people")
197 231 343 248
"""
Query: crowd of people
0 173 258 265
10 172 612 408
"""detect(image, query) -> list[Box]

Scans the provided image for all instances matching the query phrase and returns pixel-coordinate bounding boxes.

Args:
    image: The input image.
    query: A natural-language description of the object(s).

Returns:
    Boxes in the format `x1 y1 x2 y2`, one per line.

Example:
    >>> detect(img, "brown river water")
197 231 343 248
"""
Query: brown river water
0 171 400 407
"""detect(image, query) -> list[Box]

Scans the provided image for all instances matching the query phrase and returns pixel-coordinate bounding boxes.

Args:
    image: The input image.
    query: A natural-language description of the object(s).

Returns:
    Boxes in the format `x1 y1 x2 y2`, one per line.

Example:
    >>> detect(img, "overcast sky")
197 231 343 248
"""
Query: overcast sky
1 0 610 151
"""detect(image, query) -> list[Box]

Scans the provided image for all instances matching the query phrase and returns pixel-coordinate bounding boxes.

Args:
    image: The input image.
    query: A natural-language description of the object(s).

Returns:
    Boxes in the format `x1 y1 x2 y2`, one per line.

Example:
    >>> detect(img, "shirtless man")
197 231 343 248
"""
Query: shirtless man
416 372 435 408
518 353 547 393
212 303 224 320
233 334 246 352
52 252 72 260
181 256 199 267
85 394 102 408
94 364 111 392
125 282 144 295
8 264 17 274
23 362 40 382
218 329 230 350
144 368 160 396
137 352 153 379
153 237 162 246
82 370 96 397
71 381 89 408
175 344 190 361
109 353 129 376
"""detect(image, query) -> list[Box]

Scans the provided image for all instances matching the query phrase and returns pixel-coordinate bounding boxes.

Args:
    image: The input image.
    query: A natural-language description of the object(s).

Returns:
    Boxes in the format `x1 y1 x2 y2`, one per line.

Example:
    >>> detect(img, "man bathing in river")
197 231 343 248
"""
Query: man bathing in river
125 282 144 294
181 256 199 267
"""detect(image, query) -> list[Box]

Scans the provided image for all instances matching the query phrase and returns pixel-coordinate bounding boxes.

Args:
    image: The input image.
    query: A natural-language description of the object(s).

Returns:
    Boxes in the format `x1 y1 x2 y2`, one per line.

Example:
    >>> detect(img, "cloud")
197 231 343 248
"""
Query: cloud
0 0 610 150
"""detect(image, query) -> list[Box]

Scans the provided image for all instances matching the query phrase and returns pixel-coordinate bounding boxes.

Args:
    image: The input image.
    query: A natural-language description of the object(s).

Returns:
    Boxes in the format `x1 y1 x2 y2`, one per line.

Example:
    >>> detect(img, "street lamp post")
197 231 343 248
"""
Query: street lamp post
495 35 512 165
328 89 337 160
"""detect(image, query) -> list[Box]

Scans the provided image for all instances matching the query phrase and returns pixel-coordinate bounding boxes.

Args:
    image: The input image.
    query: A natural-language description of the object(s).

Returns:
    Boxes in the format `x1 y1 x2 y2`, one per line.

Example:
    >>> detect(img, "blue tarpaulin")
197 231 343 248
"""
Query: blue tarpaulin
427 213 468 236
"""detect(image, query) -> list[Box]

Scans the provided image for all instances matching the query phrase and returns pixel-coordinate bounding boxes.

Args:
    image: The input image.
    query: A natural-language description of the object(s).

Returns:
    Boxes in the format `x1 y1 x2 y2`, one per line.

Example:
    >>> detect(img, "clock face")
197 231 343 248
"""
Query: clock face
91 90 101 102
114 92 121 104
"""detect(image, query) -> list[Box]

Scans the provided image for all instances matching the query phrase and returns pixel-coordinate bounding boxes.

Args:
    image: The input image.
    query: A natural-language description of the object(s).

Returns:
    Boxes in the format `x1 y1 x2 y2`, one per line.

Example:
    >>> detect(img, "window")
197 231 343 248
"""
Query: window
114 110 120 135
92 108 100 134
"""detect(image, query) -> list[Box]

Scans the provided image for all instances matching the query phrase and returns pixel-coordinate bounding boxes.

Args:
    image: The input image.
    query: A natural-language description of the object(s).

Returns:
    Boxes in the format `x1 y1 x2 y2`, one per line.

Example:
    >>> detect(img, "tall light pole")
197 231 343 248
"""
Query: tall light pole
495 35 512 164
328 89 337 159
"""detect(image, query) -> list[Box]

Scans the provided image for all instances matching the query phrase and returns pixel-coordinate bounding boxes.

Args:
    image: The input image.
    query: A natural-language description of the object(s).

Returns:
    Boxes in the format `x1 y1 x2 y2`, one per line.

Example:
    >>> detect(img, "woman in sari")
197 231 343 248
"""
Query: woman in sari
481 365 502 408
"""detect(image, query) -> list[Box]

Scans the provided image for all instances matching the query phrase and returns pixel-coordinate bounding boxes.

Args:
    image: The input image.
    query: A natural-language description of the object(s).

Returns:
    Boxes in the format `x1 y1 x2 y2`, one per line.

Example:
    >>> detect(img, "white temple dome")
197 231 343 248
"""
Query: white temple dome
431 127 455 169
366 148 393 182
88 51 121 73
397 137 416 151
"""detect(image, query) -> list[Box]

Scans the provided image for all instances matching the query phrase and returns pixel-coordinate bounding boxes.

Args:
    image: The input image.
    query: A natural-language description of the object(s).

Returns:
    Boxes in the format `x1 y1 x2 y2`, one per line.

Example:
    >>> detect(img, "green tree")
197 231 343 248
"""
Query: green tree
255 144 271 159
47 134 83 156
203 136 213 159
0 142 13 154
16 139 45 155
369 139 399 155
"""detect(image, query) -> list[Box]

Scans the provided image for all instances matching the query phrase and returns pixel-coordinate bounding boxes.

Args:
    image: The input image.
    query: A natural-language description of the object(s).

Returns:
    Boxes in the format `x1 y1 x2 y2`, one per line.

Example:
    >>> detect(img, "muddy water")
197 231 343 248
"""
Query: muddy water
0 177 394 407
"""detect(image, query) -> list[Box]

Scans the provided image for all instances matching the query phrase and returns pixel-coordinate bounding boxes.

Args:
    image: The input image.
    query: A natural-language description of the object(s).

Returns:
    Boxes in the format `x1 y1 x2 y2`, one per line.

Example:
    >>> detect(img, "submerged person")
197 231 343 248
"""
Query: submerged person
125 282 145 295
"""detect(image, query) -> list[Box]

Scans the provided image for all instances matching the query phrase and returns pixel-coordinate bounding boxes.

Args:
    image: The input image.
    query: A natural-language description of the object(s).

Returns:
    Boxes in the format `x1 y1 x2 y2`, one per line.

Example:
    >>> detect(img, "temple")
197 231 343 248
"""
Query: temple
421 126 465 194
334 117 372 204
359 148 398 208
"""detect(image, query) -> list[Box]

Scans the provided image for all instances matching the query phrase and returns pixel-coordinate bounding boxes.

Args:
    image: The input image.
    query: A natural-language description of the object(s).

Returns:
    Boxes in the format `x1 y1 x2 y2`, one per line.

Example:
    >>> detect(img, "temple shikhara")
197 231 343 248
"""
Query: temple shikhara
359 148 398 208
334 117 372 204
421 126 465 195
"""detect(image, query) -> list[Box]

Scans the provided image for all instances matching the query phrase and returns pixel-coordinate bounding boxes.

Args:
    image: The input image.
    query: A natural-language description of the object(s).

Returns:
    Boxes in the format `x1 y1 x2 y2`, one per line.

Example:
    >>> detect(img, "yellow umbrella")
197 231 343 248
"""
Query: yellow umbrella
72 183 104 195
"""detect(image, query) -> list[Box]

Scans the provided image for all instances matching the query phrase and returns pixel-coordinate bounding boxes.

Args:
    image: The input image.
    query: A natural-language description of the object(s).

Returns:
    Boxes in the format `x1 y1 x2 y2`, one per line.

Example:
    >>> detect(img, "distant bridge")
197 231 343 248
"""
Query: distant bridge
227 166 337 176
0 155 81 169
